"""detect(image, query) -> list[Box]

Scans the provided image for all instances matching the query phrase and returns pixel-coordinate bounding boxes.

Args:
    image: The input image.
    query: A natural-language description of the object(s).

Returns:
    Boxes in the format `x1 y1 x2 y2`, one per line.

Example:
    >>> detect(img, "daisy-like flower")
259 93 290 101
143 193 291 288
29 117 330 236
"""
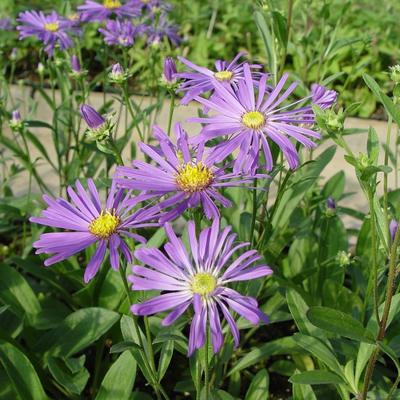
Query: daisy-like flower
99 19 140 47
130 0 172 14
190 63 321 173
176 52 262 105
130 219 272 355
311 83 337 109
78 0 139 22
0 17 13 31
17 11 77 56
145 14 180 46
115 123 263 223
30 179 156 283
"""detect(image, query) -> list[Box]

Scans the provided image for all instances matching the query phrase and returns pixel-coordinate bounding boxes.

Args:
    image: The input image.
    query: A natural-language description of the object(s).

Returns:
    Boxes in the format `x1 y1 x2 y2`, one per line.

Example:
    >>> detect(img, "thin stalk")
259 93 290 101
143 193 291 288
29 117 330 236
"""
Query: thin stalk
196 355 202 400
360 224 400 399
204 330 210 400
278 0 294 77
249 178 258 245
167 91 175 136
383 115 393 241
122 83 144 141
387 373 400 399
144 317 158 383
395 125 399 189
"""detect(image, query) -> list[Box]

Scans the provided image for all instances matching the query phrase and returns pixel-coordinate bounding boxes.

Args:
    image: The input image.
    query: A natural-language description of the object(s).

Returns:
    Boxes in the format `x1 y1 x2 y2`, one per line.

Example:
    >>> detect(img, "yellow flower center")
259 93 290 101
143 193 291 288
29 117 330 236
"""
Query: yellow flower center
214 70 233 82
176 163 214 193
103 0 121 9
44 22 59 32
191 273 217 295
89 211 120 239
242 111 266 129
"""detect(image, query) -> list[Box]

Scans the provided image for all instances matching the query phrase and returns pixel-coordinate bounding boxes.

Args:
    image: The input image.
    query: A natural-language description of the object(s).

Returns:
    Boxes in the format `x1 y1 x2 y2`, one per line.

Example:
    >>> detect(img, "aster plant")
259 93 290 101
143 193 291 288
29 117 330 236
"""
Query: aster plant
17 10 77 55
190 63 321 173
130 219 272 355
30 179 156 282
99 19 140 47
115 123 265 222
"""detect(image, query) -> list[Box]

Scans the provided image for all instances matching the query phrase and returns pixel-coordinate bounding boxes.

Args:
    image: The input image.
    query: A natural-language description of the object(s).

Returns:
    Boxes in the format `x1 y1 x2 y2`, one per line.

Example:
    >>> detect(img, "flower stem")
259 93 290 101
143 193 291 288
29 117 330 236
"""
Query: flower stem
360 224 400 399
204 330 210 400
122 83 144 142
167 91 175 136
249 178 258 245
383 115 393 240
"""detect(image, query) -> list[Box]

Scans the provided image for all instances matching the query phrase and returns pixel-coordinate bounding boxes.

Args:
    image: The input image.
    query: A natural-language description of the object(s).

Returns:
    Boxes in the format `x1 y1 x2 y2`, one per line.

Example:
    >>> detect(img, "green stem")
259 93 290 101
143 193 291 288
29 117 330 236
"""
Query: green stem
249 178 258 245
204 331 209 400
196 356 202 400
360 223 400 399
167 91 175 137
384 115 393 241
122 83 144 142
278 0 294 77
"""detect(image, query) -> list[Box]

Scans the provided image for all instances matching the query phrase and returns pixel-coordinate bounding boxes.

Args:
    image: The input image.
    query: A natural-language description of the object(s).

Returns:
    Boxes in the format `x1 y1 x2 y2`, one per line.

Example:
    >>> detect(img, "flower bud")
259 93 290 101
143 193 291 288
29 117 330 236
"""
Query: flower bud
9 110 23 131
109 63 126 84
80 104 113 142
37 62 45 76
390 65 400 84
10 48 18 62
390 219 398 242
337 250 351 267
163 57 177 82
71 55 81 74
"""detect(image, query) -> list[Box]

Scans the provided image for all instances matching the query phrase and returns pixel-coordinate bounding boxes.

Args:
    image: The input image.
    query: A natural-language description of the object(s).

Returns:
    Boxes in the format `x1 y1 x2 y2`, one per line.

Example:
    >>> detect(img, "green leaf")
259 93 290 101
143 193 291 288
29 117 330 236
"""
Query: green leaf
110 341 141 354
245 369 269 400
0 340 48 400
254 11 277 82
95 351 137 400
307 307 374 343
367 127 379 165
294 334 345 379
229 336 298 375
289 370 344 385
286 289 324 336
363 73 400 126
158 340 174 381
35 307 119 358
48 356 89 395
322 171 345 200
0 263 41 326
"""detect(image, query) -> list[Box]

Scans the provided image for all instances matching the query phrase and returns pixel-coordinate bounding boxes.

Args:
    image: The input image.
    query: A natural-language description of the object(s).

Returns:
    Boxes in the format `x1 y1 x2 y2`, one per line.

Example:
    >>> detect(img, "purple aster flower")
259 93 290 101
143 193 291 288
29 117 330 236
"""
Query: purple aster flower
190 64 321 173
311 83 337 109
130 0 172 14
0 17 13 31
146 14 180 46
130 218 272 355
78 0 139 22
30 179 157 283
115 123 263 223
176 53 262 105
99 19 138 47
17 11 77 56
390 219 398 242
163 56 177 82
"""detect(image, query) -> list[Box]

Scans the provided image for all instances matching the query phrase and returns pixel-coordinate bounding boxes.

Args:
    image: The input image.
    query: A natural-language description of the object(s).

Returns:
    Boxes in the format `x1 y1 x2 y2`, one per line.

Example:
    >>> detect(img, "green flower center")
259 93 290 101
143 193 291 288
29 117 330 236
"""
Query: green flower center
214 70 233 82
44 22 59 32
242 111 265 129
191 273 217 295
176 163 214 193
103 0 121 9
89 211 120 239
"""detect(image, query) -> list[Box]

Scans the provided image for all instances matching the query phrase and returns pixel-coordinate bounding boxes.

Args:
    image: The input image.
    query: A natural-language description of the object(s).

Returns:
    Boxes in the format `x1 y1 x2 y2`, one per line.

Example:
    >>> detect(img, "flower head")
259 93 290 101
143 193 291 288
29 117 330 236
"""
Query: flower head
30 179 156 283
17 11 77 56
145 14 180 46
78 0 139 22
115 123 263 223
109 63 127 84
130 219 272 355
311 84 337 109
70 54 81 73
190 64 321 173
99 19 139 47
0 17 13 31
176 52 262 105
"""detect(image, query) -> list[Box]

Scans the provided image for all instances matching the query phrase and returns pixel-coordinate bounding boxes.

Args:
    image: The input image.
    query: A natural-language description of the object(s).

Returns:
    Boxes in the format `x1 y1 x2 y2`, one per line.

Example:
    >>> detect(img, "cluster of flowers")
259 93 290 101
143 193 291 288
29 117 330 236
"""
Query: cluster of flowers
30 51 337 355
14 0 180 56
